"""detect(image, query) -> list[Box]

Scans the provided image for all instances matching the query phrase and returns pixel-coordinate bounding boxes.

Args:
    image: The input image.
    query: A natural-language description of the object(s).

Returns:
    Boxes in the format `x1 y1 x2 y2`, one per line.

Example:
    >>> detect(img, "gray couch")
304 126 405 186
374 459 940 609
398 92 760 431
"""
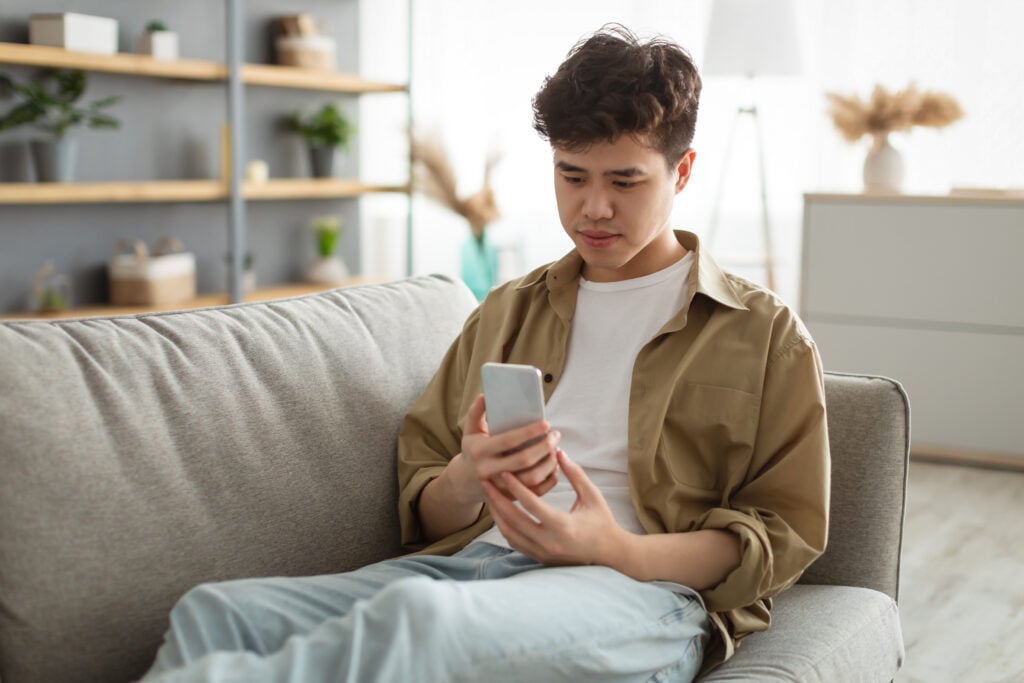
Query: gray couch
0 275 907 682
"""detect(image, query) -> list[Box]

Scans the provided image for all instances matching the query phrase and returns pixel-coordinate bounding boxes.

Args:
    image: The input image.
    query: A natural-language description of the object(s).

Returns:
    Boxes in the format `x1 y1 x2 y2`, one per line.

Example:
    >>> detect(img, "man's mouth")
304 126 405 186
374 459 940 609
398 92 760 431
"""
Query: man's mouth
579 230 619 248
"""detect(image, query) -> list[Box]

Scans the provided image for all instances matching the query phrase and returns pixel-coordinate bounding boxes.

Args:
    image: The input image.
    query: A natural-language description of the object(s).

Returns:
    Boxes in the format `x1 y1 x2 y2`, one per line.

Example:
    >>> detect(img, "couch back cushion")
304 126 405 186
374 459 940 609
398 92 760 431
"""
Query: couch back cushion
800 372 911 601
0 276 478 683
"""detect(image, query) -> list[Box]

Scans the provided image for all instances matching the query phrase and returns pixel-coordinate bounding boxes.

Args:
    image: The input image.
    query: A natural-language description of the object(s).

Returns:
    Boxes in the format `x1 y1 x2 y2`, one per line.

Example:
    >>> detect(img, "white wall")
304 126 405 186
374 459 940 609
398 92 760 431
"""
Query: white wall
361 0 1024 307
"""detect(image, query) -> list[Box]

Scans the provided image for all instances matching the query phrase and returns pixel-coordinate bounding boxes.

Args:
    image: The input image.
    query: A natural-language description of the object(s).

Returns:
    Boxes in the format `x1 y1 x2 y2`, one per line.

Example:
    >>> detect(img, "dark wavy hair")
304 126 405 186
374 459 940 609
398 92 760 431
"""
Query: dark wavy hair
532 25 702 167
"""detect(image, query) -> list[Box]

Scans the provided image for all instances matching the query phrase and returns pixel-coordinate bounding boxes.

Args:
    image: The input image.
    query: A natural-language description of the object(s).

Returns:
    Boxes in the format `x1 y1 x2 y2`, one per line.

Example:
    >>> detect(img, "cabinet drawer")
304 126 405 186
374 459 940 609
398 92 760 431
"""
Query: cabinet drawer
802 199 1024 329
806 319 1024 457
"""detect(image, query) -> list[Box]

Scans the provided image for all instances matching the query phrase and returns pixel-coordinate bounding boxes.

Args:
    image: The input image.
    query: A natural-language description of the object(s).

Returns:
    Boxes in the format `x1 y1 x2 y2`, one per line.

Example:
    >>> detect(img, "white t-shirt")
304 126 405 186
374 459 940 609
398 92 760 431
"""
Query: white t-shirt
474 251 694 548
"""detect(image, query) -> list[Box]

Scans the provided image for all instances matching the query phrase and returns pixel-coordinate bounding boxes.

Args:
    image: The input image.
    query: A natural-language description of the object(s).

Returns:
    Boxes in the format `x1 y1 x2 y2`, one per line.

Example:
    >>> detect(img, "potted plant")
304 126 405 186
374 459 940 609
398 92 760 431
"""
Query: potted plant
284 103 354 178
0 68 120 182
30 260 70 313
826 83 963 193
304 215 349 284
138 20 179 61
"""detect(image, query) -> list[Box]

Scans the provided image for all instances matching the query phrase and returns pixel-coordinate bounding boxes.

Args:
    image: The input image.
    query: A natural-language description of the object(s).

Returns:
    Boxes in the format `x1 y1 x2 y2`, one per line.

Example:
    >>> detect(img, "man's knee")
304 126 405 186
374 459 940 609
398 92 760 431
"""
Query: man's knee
170 579 254 628
370 576 458 625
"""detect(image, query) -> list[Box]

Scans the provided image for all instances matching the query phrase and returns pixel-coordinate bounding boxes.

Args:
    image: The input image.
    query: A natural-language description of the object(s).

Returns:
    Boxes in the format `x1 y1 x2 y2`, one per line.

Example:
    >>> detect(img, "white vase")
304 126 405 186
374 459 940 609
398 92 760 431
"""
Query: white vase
863 134 904 193
305 256 349 285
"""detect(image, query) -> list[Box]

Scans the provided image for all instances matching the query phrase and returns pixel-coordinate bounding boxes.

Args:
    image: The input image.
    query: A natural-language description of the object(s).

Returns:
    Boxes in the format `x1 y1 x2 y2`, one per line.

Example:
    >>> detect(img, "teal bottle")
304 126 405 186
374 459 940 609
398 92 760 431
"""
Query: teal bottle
460 232 498 301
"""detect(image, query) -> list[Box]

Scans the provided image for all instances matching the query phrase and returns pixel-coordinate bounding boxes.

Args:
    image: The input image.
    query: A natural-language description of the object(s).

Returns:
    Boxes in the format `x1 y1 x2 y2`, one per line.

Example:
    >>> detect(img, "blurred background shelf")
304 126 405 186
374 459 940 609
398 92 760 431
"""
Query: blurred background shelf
0 179 410 204
0 42 406 93
0 279 383 320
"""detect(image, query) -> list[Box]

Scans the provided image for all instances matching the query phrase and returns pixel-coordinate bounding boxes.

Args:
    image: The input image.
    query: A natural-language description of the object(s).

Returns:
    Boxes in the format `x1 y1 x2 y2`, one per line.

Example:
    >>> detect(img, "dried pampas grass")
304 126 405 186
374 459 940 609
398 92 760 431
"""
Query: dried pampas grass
411 134 501 240
826 84 964 143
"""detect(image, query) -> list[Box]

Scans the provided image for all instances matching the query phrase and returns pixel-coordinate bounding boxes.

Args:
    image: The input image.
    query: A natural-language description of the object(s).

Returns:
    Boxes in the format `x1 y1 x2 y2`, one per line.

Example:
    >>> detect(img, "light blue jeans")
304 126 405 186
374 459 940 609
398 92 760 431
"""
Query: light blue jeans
141 542 710 683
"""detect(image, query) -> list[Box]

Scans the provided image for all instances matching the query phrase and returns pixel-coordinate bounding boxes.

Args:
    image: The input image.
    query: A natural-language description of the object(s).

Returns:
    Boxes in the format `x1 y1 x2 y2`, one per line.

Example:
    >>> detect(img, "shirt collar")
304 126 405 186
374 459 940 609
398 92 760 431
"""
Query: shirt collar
679 230 748 311
516 230 748 312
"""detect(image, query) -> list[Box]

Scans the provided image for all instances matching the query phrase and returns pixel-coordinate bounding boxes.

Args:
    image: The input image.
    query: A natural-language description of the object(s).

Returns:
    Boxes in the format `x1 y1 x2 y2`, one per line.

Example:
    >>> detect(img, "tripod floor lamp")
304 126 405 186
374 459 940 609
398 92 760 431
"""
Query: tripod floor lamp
702 0 802 292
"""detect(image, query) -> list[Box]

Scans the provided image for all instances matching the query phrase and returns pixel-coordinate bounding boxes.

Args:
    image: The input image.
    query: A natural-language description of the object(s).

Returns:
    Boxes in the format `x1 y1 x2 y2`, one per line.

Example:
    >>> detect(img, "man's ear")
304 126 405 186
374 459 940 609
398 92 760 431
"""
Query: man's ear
674 148 697 193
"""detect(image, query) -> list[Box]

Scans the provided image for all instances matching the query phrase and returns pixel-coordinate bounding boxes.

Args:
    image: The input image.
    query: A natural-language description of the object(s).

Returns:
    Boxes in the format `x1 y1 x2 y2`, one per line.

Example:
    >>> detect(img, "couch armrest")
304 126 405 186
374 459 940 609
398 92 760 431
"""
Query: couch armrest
800 372 911 602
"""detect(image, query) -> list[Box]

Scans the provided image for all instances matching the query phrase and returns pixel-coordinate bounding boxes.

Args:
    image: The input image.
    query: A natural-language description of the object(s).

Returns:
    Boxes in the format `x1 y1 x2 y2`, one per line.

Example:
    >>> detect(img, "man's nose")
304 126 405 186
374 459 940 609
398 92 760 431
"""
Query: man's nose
582 186 613 221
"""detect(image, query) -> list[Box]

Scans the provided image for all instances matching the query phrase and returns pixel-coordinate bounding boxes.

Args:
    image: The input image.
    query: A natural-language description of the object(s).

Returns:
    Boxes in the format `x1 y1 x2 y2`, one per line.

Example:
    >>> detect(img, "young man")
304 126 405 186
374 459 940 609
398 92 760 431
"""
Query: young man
142 25 829 682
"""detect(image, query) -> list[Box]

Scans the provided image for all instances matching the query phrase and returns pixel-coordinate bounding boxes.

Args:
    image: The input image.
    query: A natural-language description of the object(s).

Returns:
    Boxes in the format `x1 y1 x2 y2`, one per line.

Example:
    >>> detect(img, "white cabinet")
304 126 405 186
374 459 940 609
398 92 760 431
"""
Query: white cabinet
801 192 1024 465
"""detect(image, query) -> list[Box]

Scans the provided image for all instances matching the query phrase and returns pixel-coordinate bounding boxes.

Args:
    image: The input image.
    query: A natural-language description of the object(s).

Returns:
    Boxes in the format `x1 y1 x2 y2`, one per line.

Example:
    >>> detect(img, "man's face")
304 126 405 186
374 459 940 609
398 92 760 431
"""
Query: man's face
553 135 695 282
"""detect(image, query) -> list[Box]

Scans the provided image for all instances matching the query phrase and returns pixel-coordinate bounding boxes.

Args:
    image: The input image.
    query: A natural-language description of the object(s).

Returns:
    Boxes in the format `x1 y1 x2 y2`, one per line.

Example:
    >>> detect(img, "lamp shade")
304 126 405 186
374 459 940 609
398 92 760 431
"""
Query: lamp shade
703 0 802 77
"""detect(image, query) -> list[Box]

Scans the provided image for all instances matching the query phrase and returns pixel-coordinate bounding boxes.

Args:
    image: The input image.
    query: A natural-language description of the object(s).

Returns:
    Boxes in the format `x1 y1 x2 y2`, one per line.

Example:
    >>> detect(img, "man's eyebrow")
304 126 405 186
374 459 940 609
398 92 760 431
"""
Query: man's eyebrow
555 161 585 173
555 161 647 177
605 167 646 178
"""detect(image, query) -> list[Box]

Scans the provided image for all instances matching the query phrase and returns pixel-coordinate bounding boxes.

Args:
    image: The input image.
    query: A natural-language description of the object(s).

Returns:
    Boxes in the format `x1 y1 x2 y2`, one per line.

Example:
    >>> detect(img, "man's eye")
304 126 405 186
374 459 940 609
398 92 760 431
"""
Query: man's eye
562 175 584 184
613 181 639 189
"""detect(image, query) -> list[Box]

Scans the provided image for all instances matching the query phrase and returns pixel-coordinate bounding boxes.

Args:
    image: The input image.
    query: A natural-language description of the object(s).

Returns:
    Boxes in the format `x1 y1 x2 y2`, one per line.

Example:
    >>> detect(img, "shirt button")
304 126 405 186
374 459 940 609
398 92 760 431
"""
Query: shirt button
543 373 554 383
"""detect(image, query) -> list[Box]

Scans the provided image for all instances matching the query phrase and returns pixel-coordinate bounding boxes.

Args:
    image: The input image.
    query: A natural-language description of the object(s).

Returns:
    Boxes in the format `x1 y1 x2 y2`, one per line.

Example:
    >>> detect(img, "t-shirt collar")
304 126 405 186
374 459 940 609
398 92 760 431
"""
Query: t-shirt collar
516 230 748 312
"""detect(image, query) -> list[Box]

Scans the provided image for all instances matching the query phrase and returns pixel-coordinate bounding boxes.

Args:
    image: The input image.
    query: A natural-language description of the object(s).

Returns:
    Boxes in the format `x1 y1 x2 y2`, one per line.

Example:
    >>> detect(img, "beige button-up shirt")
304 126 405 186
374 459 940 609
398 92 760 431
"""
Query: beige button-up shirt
397 230 830 669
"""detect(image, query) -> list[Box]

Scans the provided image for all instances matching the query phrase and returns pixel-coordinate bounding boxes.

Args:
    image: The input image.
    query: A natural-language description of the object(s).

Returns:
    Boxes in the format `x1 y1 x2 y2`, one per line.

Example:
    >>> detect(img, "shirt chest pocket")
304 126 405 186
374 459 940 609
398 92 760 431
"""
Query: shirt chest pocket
657 382 759 492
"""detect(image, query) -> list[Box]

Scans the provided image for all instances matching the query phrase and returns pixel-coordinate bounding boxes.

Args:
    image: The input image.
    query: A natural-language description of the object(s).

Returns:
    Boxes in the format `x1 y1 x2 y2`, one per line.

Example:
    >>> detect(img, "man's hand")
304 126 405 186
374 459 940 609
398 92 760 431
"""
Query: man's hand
446 393 560 505
481 449 629 567
482 449 742 588
418 394 560 542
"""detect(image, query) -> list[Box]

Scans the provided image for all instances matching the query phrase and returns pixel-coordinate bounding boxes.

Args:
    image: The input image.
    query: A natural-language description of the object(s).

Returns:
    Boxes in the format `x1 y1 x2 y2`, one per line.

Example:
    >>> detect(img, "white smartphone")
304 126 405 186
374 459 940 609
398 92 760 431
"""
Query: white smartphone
480 362 547 438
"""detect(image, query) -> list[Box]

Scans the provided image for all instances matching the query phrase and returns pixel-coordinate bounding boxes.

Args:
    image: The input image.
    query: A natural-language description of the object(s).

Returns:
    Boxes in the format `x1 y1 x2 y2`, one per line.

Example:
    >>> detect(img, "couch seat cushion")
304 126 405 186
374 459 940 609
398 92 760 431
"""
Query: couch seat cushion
700 584 904 681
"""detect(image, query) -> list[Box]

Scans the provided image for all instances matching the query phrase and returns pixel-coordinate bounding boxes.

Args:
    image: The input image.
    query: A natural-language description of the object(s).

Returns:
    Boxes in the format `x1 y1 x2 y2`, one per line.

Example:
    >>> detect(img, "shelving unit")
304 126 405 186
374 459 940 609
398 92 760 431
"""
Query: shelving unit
0 179 409 204
0 4 412 318
0 42 407 93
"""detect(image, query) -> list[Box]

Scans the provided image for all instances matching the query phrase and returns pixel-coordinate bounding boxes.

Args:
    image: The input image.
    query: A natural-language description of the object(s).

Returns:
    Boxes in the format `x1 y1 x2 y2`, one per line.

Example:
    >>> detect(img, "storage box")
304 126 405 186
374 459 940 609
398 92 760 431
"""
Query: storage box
109 239 196 306
30 13 119 55
275 35 336 71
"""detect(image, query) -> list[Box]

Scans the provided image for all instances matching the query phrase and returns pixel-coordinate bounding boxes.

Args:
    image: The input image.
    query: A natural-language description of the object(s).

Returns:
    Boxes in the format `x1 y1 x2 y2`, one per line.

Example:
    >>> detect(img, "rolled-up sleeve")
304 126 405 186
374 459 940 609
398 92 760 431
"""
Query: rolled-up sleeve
696 334 830 615
396 308 481 550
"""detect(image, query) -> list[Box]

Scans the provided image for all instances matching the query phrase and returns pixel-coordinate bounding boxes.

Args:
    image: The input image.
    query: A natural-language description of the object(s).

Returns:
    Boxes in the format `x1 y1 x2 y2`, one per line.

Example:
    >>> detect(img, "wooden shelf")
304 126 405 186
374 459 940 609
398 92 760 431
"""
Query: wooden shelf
1 279 385 320
0 178 409 204
241 64 406 93
0 42 407 93
0 180 224 204
245 178 408 200
0 41 224 80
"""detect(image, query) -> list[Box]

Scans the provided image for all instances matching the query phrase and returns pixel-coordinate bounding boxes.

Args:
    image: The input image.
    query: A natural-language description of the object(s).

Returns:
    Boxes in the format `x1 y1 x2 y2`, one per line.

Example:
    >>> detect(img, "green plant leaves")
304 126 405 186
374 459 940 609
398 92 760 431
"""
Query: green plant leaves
285 103 354 149
0 68 120 138
0 101 43 132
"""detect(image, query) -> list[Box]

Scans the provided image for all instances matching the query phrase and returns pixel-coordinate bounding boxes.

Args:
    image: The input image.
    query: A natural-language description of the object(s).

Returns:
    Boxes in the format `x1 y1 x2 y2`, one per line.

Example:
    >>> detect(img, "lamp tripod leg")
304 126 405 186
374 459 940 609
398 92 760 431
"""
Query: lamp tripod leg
751 106 776 292
706 107 744 251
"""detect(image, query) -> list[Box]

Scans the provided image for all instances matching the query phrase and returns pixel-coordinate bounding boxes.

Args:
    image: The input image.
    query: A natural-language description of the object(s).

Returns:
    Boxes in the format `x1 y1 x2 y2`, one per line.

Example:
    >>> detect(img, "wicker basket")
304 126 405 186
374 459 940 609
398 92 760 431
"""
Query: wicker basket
275 35 336 71
109 239 196 306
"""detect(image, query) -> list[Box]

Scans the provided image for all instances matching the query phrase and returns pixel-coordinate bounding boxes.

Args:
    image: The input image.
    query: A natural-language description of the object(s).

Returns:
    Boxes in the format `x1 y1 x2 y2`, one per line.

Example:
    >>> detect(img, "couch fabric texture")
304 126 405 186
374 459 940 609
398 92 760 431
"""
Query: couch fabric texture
0 275 906 682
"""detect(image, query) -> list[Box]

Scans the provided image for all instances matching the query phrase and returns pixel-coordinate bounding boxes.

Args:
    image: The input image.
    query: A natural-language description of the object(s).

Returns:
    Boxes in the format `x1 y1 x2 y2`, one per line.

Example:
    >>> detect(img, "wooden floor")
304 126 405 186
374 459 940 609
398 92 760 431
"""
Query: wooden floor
896 461 1024 682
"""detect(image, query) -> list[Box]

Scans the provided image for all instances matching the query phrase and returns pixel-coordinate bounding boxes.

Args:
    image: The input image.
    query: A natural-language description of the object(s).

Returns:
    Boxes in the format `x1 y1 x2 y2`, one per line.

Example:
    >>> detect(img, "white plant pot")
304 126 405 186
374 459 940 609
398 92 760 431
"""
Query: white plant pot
305 256 349 285
138 31 179 61
243 269 256 293
863 134 904 193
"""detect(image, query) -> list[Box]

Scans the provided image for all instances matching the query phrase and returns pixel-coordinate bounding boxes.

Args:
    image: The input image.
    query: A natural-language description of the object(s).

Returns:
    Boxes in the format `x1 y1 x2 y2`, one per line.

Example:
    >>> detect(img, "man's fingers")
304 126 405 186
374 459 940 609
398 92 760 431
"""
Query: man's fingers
505 430 560 470
465 394 488 436
494 420 552 455
501 472 560 526
528 470 559 497
482 479 538 533
477 430 558 480
484 489 544 560
557 450 599 500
